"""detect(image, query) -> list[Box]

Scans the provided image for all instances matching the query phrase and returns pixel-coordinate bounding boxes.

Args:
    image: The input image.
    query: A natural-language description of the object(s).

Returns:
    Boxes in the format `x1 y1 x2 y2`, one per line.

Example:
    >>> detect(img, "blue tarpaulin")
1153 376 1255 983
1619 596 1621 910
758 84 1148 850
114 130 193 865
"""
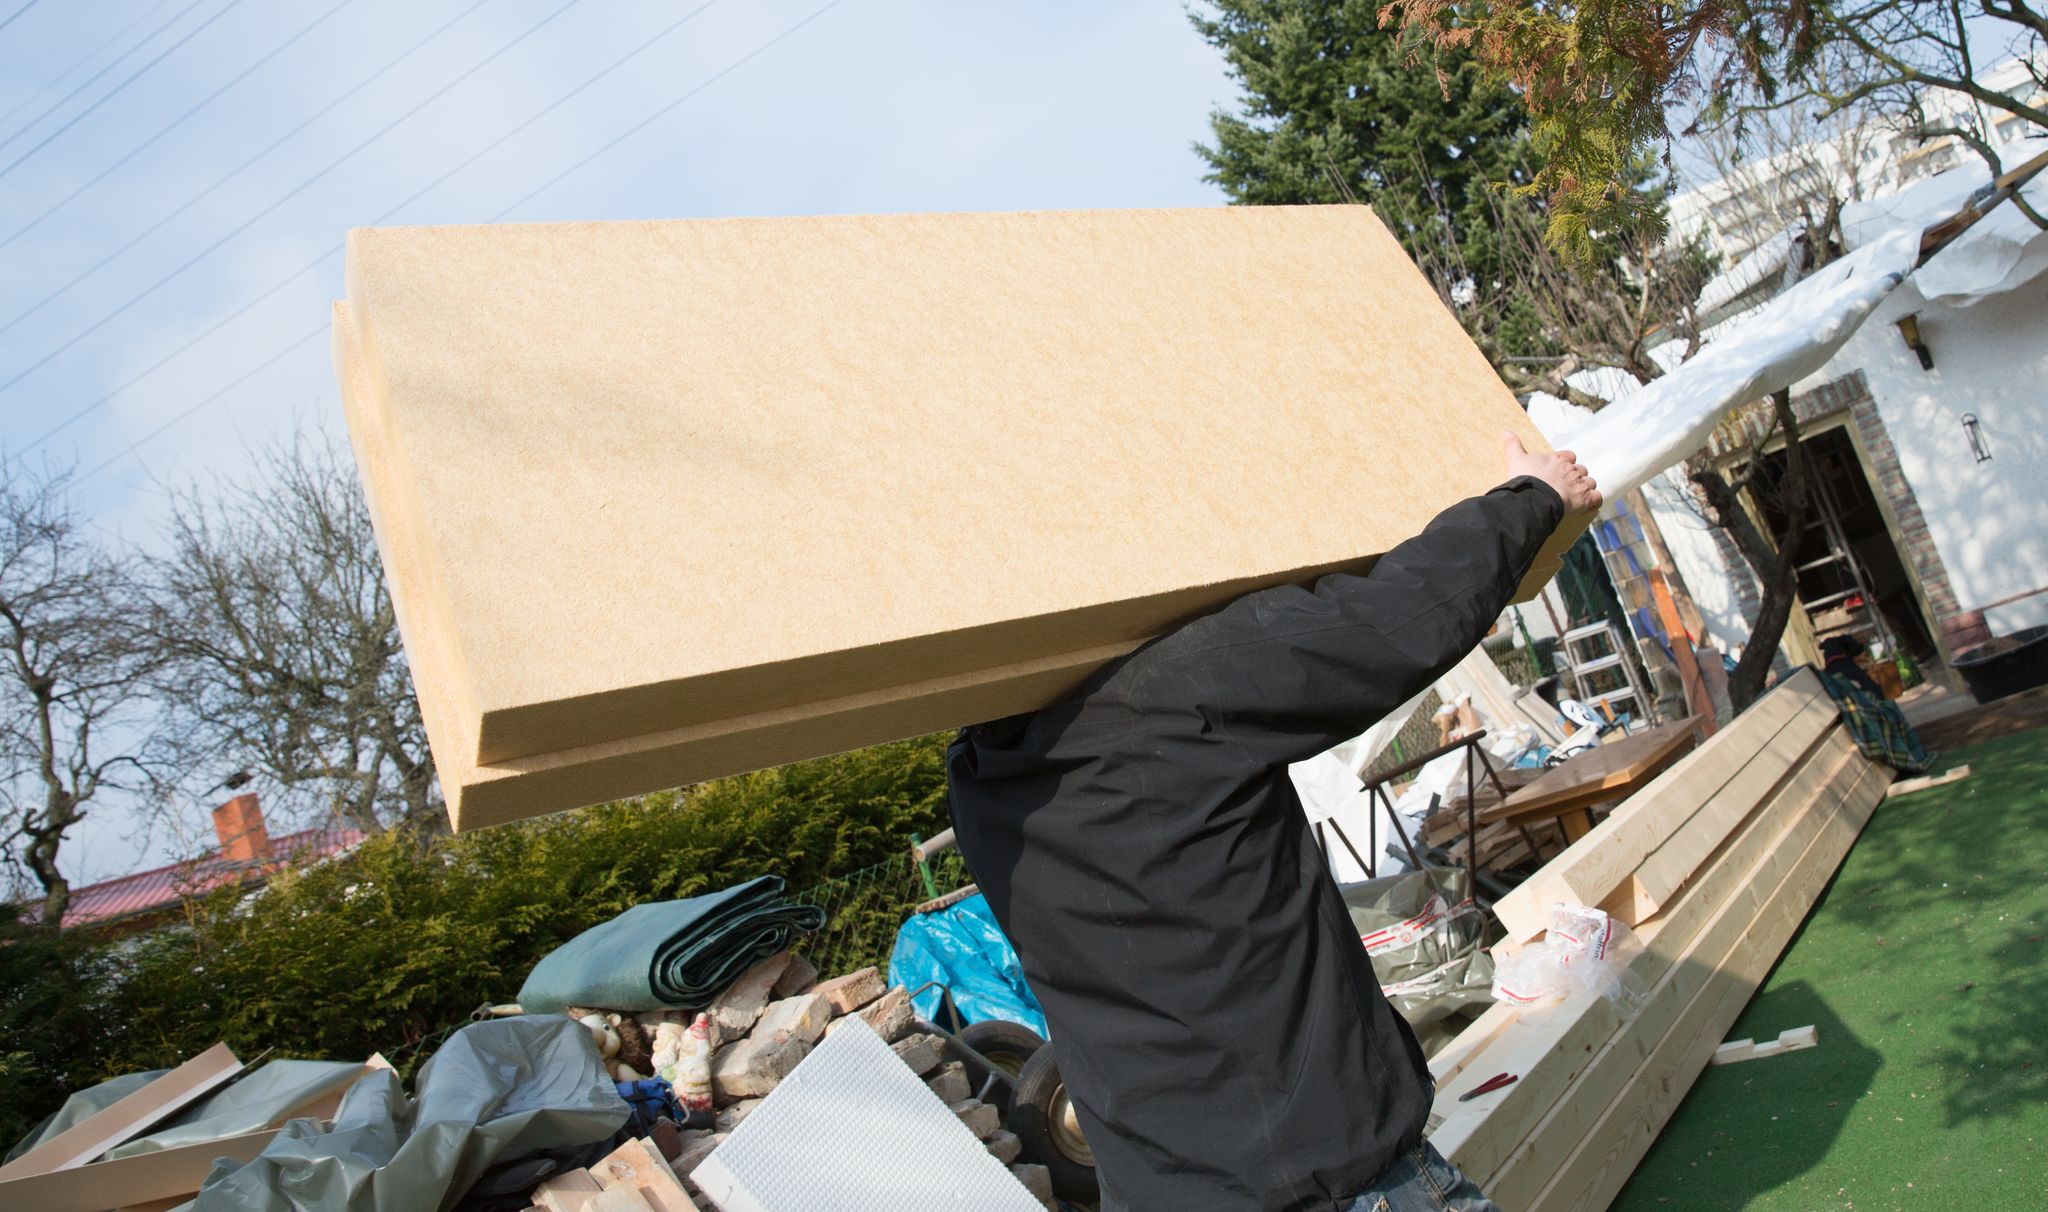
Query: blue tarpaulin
888 892 1048 1038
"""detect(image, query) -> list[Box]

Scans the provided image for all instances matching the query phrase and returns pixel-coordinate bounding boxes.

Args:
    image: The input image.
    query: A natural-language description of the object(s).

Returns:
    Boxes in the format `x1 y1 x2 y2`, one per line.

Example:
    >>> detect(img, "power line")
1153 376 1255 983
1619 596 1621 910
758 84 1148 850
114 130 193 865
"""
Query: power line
495 0 849 221
1 0 359 251
0 1 41 35
30 0 722 455
0 0 494 342
0 0 588 403
0 0 209 154
0 0 178 135
0 0 250 182
77 323 327 484
69 0 857 487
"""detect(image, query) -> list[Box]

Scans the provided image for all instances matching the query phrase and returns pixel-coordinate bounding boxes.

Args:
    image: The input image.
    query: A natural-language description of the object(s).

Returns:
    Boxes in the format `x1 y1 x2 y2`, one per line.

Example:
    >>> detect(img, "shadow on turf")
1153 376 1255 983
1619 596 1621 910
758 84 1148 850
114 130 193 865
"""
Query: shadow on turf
1806 734 2048 1129
1612 980 1881 1211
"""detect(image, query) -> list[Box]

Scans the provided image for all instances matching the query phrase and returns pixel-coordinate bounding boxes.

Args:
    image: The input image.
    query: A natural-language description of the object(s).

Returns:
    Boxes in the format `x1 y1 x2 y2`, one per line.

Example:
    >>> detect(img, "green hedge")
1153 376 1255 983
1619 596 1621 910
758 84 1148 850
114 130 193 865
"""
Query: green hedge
10 733 956 1138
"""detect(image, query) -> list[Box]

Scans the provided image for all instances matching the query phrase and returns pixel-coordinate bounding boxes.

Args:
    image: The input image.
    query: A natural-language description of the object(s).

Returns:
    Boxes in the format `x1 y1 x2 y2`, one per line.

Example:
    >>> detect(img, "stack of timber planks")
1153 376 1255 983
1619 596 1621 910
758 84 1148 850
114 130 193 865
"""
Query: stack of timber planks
1423 668 1887 1212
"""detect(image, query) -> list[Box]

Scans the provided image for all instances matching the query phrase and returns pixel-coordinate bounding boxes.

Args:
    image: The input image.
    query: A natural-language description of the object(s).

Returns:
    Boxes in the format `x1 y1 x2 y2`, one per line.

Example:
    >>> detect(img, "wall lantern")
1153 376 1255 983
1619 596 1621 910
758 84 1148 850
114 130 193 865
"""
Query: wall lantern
1962 412 1991 462
1896 312 1934 369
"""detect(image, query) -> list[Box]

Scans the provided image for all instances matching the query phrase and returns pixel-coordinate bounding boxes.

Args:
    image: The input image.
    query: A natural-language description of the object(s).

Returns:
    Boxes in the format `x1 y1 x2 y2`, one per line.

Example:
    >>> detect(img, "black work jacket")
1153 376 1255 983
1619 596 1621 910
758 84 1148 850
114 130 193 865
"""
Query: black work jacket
946 477 1565 1212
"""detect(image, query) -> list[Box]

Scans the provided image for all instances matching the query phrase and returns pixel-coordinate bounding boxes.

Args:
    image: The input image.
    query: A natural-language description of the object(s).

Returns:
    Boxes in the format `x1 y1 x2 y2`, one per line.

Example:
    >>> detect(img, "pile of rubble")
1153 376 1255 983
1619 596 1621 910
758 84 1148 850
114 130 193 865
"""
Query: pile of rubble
561 950 1055 1211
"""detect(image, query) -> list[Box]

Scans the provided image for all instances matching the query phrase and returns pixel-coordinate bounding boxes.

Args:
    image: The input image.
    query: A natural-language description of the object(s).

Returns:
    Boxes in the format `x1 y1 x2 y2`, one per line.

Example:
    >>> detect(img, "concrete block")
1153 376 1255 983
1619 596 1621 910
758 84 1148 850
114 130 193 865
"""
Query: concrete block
751 992 832 1046
890 1032 945 1076
770 954 818 998
925 1061 971 1105
810 966 886 1016
1011 1163 1057 1211
706 953 792 1046
711 1034 808 1100
984 1129 1022 1165
950 1098 1000 1139
825 985 913 1042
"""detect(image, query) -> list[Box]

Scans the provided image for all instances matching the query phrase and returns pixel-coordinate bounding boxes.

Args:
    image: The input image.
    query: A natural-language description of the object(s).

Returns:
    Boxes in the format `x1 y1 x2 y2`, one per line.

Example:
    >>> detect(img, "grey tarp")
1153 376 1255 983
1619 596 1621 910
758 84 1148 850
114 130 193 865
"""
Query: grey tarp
1340 866 1495 1040
184 1016 626 1211
107 1059 370 1158
516 875 825 1013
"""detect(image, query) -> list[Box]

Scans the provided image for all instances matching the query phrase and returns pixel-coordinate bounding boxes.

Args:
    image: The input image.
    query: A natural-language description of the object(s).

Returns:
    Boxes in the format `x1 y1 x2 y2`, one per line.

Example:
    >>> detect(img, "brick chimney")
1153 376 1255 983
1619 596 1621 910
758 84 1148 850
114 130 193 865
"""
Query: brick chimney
212 793 274 868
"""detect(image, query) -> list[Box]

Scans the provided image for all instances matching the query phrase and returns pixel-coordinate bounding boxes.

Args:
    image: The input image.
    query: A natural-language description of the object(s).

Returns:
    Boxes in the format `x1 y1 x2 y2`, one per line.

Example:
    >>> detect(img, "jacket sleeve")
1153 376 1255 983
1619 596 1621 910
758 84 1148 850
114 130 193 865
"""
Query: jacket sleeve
1129 476 1567 770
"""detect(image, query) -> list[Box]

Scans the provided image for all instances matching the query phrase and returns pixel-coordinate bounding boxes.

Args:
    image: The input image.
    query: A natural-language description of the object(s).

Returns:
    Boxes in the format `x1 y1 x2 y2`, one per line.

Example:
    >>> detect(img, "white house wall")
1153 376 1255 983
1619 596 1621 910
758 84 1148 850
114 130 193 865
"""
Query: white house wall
1796 270 2048 637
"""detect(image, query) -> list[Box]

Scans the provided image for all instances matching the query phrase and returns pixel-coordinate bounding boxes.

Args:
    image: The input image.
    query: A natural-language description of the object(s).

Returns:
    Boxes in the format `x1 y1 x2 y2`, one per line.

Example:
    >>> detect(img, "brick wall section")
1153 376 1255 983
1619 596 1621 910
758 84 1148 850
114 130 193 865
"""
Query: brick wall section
1796 372 1988 655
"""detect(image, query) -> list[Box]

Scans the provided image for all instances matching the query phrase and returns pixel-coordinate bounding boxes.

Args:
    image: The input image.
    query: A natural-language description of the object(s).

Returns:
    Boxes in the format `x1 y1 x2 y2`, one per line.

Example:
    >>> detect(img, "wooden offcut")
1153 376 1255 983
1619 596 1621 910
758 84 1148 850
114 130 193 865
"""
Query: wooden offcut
0 1043 244 1182
334 206 1582 829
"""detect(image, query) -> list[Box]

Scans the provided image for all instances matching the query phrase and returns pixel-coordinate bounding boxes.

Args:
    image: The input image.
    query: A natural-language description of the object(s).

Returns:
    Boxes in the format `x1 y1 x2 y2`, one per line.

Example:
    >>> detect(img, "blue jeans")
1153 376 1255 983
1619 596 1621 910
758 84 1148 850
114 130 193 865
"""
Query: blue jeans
1339 1142 1503 1211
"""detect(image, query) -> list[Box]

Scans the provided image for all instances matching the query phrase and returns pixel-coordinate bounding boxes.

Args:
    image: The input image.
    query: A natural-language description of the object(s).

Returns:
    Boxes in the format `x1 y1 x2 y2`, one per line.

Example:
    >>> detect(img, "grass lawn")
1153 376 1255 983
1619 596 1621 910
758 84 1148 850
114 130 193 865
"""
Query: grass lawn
1610 728 2048 1211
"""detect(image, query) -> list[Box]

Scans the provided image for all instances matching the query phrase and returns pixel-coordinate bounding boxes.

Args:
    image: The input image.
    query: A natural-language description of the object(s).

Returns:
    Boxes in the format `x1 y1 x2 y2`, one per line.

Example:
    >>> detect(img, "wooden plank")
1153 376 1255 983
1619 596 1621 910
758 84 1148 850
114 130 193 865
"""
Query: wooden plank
1627 695 1841 916
1485 749 1875 1204
584 1190 658 1212
1710 1024 1819 1066
1483 720 1700 824
0 1043 244 1181
1885 764 1970 797
592 1137 700 1212
1430 729 1855 1181
1499 756 1886 1212
1492 671 1828 941
1428 1002 1522 1086
532 1169 607 1212
0 1129 278 1212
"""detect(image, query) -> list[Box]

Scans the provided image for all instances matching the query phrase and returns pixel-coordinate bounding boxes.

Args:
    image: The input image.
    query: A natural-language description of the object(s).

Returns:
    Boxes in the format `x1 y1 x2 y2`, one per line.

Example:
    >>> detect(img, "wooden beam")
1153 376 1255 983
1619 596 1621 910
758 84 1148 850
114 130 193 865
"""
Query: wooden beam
1710 1025 1819 1066
1502 757 1886 1211
1491 672 1826 941
1431 728 1855 1182
1885 764 1969 798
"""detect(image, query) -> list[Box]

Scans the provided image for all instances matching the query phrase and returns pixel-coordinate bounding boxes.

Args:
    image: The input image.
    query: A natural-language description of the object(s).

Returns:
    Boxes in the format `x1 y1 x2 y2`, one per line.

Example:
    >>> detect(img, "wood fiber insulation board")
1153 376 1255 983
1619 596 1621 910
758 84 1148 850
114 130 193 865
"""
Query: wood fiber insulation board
1512 754 1887 1212
0 1043 243 1181
1490 669 1829 942
0 1128 279 1212
334 206 1582 829
1433 728 1857 1184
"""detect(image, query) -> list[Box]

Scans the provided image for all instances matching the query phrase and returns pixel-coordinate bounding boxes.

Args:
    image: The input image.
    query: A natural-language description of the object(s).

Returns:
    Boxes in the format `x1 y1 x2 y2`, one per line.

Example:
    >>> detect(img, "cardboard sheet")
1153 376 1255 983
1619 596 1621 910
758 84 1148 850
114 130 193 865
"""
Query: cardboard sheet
336 205 1579 828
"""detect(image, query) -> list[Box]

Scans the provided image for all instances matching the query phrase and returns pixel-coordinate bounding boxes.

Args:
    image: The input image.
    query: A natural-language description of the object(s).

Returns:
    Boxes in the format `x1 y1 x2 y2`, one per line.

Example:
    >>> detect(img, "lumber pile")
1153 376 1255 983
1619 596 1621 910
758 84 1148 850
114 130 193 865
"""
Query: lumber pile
1424 669 1885 1211
333 205 1584 830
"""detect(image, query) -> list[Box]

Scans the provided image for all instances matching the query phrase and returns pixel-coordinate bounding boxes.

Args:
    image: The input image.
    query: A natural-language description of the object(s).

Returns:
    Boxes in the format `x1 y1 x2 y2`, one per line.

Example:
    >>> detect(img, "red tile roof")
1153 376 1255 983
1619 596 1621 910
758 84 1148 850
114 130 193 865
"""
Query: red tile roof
24 827 364 929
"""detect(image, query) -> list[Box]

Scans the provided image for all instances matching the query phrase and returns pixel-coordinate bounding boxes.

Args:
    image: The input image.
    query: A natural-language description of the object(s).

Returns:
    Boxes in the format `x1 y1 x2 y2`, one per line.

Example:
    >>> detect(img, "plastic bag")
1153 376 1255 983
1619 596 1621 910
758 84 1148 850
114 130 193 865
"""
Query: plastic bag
1490 903 1644 1012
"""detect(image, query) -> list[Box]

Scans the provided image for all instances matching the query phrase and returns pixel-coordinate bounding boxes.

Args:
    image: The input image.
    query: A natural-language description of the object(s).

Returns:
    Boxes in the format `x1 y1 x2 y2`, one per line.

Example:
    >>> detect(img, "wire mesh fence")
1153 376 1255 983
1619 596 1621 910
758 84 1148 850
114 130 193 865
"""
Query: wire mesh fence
786 848 973 980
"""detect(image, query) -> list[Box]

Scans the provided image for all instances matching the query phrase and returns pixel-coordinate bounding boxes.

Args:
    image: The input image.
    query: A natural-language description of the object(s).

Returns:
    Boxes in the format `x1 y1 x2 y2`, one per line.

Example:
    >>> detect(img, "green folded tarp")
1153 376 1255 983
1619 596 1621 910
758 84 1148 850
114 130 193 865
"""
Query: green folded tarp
517 876 826 1014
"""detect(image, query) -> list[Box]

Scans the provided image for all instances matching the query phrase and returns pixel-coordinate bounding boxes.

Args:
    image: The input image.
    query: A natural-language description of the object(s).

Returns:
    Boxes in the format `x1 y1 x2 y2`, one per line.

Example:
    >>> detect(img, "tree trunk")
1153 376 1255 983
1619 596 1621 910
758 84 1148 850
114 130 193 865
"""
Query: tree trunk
1689 390 1811 712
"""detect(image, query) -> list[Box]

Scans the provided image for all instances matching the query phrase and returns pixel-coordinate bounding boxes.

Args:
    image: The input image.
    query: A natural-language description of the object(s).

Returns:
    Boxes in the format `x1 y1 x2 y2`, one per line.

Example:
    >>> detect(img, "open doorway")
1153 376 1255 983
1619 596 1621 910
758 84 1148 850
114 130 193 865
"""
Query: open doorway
1753 425 1939 664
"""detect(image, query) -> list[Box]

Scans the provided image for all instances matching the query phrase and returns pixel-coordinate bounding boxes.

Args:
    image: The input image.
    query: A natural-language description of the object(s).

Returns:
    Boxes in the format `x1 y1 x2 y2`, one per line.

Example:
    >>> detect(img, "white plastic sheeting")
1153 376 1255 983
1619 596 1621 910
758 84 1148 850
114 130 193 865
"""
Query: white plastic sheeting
1531 136 2048 496
1290 648 1558 880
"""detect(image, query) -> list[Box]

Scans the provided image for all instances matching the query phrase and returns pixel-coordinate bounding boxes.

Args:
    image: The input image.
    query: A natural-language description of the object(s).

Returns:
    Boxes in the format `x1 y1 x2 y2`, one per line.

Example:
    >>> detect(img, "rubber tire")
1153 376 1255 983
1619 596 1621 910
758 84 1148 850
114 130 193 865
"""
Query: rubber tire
957 1019 1047 1077
1008 1046 1099 1202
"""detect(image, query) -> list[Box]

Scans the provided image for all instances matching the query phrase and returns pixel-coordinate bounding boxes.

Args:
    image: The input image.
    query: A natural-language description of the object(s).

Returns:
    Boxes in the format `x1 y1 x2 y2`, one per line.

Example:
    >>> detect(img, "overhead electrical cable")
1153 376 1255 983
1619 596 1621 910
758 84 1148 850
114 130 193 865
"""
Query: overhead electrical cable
0 0 204 152
0 0 178 135
1 0 360 251
0 1 42 35
0 0 495 342
2 0 227 166
0 0 588 401
69 0 854 484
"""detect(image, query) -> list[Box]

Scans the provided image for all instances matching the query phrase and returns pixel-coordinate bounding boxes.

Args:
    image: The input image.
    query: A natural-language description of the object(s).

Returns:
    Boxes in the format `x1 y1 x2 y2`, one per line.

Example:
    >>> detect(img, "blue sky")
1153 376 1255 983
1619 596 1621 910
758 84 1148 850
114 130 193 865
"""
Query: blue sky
0 0 1237 882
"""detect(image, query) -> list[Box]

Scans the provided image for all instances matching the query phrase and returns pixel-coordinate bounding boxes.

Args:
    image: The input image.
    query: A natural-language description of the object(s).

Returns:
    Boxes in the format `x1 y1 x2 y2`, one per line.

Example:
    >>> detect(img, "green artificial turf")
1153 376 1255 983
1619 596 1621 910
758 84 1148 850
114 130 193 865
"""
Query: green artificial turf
1609 729 2048 1211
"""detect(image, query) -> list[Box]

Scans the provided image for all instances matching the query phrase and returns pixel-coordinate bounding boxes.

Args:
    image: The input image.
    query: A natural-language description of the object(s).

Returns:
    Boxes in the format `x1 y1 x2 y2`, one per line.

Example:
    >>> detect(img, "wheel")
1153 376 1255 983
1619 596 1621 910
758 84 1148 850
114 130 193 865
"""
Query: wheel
1008 1045 1098 1202
957 1019 1046 1077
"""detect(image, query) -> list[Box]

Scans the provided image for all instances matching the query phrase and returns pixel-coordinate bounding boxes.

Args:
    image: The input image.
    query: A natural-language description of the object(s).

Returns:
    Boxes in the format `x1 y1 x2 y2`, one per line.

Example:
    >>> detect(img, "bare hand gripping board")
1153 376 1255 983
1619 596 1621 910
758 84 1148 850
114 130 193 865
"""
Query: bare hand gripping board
334 205 1580 830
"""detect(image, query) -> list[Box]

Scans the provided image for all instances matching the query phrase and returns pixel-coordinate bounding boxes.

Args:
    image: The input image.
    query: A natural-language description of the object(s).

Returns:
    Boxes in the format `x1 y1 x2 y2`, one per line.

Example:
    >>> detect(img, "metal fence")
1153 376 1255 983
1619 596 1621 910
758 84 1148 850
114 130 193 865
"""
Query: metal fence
787 848 972 980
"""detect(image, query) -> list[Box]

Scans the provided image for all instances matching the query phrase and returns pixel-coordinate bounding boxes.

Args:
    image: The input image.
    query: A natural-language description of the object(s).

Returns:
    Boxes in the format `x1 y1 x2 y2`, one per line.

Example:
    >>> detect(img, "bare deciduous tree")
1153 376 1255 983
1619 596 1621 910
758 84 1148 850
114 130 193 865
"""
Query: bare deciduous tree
0 465 160 927
149 437 436 835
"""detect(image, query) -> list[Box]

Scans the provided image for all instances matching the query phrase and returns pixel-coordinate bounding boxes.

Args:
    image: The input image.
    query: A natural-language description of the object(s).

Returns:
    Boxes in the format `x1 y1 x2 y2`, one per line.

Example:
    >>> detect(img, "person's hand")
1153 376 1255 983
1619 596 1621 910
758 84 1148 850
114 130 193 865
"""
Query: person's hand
1503 432 1601 514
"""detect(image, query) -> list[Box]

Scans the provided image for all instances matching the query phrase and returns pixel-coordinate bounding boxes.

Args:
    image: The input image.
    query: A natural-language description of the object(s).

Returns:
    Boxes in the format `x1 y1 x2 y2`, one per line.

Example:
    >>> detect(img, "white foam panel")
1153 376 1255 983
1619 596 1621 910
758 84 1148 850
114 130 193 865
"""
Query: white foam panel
692 1020 1042 1211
